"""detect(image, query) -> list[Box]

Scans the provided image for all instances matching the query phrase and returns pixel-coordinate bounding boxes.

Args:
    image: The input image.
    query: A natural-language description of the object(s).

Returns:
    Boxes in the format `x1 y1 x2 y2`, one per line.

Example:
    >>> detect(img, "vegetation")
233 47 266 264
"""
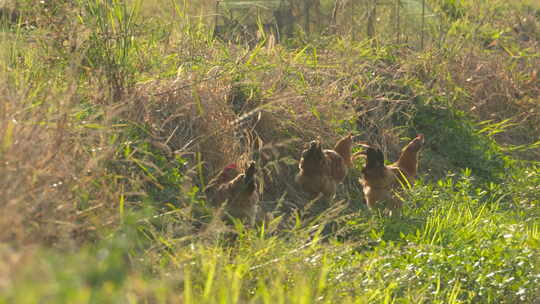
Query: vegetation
1 0 539 303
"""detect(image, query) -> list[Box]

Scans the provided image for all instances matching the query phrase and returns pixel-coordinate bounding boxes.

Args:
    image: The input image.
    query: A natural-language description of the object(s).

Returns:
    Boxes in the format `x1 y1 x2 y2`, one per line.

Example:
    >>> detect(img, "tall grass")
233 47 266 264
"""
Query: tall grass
0 0 539 302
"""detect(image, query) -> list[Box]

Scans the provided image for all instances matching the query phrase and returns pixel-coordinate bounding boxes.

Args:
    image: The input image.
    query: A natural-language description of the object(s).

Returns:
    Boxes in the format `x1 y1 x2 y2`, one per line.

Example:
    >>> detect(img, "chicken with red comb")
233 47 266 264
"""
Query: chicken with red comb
206 162 259 225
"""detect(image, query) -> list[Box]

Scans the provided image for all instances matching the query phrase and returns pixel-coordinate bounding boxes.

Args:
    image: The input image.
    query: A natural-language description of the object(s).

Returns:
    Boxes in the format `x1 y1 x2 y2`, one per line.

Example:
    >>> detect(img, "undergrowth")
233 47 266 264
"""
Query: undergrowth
1 0 539 303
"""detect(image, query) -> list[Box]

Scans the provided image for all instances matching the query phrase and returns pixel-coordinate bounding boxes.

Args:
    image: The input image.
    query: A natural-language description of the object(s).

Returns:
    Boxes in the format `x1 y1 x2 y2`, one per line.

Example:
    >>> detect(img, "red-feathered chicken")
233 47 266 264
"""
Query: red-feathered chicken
206 162 258 225
359 134 424 213
295 134 354 198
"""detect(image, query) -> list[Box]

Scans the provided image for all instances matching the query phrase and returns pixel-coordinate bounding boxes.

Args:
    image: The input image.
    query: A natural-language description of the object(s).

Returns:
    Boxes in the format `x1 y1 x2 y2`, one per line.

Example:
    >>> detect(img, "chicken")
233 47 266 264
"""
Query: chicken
295 134 354 198
359 134 425 214
206 162 259 225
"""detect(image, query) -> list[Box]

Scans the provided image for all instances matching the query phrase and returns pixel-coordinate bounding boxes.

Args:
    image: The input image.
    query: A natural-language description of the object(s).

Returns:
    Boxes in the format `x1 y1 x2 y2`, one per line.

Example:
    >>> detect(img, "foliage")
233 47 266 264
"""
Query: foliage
1 0 539 303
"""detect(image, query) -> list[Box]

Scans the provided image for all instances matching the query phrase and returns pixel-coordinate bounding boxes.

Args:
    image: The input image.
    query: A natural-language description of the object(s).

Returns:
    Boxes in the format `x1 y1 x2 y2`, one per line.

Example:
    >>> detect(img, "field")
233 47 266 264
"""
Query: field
1 0 539 303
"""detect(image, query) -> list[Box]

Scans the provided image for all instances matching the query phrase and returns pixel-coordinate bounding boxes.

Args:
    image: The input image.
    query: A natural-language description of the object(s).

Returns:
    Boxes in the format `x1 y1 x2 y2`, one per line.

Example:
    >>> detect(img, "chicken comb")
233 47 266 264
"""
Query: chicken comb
224 163 238 171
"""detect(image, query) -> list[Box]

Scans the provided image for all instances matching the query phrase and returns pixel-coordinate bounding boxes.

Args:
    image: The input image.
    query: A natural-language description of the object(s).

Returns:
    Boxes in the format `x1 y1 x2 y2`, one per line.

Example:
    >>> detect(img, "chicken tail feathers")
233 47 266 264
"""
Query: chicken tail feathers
334 133 353 168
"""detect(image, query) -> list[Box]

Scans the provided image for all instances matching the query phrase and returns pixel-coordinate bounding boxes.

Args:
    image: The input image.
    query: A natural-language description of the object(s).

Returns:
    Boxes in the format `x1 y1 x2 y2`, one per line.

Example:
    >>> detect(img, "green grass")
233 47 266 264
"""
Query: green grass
2 168 539 303
1 0 539 303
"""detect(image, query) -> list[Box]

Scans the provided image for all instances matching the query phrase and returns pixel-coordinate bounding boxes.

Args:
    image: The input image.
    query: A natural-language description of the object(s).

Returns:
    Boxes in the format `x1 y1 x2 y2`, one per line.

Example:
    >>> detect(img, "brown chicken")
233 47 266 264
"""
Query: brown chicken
206 162 259 225
359 134 424 214
295 134 354 198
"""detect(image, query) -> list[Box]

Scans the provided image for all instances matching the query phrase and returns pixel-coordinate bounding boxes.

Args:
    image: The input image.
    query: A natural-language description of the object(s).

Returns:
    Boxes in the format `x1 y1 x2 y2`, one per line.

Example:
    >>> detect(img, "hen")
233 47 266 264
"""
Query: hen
359 134 424 213
295 134 354 198
206 162 259 225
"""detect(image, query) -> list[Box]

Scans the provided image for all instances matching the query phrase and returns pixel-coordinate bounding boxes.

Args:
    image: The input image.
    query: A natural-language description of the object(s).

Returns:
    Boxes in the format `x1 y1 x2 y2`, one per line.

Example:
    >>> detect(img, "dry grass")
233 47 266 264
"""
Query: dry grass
0 80 121 245
0 1 539 303
129 71 356 220
1 0 539 247
408 47 540 159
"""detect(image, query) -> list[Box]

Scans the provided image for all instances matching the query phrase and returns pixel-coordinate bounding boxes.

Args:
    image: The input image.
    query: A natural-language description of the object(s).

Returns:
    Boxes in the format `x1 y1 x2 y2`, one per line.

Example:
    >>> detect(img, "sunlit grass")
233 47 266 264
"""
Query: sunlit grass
1 0 539 303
